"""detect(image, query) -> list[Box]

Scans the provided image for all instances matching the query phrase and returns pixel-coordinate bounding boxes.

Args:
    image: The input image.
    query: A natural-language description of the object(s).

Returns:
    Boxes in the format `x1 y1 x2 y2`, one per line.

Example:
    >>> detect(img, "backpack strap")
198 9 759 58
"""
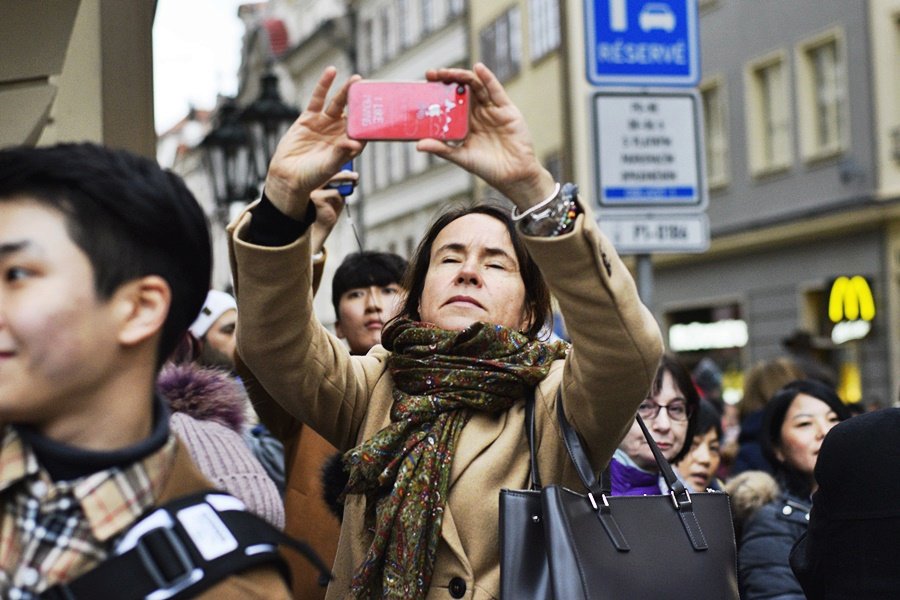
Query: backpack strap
40 490 332 600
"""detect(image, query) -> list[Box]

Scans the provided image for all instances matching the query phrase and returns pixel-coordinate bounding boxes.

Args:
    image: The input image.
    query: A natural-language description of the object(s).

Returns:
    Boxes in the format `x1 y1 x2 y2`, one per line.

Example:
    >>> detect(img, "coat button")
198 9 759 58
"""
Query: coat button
448 576 467 598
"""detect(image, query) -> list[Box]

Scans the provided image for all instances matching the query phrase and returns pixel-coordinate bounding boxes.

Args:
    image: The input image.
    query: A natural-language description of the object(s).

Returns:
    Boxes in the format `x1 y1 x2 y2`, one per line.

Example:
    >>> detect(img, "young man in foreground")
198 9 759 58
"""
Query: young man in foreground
0 143 290 598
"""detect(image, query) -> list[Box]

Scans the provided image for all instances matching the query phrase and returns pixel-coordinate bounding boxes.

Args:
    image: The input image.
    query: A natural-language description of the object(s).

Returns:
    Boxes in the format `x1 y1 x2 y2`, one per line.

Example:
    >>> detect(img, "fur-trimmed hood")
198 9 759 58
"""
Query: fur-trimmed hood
157 362 247 433
724 470 780 531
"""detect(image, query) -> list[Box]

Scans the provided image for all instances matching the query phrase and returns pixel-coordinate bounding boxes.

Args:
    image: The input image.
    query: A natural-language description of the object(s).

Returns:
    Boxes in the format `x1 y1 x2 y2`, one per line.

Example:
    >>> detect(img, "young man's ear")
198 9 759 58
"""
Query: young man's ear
114 275 171 348
334 319 346 340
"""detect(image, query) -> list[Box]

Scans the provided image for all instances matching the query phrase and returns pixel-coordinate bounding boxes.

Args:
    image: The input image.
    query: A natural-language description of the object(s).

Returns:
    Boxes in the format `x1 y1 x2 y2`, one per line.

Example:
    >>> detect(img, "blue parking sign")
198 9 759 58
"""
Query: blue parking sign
586 0 699 86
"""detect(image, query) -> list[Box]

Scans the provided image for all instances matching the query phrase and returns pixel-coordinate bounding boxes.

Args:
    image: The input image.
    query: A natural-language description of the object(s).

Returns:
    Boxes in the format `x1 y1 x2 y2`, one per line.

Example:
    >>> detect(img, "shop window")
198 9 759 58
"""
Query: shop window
666 304 746 405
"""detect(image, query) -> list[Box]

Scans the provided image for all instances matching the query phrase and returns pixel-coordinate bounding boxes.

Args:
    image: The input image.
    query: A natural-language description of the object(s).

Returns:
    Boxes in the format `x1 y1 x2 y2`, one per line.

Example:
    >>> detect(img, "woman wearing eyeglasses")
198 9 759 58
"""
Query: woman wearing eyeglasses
610 354 700 496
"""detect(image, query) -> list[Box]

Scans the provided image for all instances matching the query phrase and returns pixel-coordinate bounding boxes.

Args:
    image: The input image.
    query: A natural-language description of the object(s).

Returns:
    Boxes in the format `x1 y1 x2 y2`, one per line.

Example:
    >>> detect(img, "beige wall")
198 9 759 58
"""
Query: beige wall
1 0 156 156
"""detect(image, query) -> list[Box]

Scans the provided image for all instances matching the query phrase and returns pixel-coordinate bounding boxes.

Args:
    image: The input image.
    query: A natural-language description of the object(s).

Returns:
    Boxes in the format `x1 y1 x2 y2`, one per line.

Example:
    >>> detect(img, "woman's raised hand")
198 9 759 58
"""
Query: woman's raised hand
416 63 556 212
265 67 365 220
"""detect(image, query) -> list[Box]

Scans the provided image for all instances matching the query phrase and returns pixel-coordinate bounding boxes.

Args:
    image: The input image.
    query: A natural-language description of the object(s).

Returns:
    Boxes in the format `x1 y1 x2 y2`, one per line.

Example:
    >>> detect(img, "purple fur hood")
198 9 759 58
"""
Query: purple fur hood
156 363 247 433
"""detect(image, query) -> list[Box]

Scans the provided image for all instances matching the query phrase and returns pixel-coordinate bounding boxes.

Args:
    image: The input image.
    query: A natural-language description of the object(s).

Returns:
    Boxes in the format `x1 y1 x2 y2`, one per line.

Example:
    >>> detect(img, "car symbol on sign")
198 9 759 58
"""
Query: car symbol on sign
638 3 676 32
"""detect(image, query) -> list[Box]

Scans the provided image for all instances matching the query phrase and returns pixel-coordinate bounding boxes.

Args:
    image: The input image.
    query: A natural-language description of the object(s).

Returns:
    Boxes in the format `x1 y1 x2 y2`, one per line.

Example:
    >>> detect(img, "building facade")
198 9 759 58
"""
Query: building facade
635 0 899 406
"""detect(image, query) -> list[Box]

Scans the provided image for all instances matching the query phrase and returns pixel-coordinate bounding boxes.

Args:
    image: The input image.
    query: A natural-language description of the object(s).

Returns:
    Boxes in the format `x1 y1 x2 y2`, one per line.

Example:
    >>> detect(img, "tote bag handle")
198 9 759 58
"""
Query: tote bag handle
527 389 708 551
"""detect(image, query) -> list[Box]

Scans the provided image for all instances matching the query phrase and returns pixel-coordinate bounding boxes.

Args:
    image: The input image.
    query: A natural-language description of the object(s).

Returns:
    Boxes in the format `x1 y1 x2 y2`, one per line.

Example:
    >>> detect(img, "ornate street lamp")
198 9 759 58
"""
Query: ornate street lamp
200 98 258 222
240 70 300 179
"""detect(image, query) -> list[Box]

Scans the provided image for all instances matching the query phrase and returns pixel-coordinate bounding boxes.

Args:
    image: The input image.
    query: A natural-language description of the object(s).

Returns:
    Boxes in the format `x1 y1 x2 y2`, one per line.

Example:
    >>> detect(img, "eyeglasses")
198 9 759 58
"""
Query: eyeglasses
637 400 691 422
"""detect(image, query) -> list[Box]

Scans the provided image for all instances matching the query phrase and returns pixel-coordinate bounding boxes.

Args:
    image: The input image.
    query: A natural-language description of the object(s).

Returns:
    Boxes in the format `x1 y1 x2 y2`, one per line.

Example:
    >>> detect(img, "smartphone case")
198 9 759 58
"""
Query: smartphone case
347 81 469 141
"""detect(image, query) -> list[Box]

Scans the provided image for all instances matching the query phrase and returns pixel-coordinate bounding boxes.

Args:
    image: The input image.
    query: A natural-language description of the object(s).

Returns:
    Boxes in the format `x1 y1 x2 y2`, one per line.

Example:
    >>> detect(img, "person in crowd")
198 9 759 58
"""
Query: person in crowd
331 251 407 355
190 288 238 370
780 329 837 387
738 379 851 600
610 354 700 495
677 398 724 492
790 407 900 599
693 357 724 411
158 333 285 528
243 246 408 600
731 357 805 475
0 143 290 597
190 289 287 492
724 469 780 543
228 63 664 599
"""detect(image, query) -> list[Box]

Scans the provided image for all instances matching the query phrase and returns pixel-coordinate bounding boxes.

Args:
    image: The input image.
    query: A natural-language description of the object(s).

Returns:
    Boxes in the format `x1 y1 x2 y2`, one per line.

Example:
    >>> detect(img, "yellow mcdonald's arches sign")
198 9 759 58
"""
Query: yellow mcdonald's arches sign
828 276 875 323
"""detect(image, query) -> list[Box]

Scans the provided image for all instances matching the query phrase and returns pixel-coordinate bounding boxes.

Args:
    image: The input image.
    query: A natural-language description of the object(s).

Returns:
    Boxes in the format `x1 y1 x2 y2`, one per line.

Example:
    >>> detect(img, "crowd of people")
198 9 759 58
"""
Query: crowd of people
0 61 896 600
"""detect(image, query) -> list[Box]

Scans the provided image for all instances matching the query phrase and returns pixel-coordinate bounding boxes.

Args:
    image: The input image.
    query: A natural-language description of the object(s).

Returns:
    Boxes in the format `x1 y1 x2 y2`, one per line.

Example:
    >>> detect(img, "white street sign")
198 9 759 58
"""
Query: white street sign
594 90 707 212
599 213 709 253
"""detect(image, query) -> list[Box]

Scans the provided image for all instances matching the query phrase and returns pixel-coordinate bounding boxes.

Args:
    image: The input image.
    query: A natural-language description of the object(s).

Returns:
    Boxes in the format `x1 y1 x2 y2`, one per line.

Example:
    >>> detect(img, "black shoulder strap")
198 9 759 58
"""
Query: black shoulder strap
40 490 333 600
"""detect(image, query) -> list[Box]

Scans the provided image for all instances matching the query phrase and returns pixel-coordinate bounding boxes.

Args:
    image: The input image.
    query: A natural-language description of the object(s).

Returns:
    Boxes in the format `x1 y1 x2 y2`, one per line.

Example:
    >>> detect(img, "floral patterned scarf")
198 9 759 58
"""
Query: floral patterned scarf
341 318 568 599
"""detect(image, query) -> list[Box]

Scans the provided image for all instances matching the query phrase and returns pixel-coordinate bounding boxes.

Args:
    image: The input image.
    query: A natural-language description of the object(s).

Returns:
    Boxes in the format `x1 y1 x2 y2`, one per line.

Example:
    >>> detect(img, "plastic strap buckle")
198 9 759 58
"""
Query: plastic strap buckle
133 521 204 600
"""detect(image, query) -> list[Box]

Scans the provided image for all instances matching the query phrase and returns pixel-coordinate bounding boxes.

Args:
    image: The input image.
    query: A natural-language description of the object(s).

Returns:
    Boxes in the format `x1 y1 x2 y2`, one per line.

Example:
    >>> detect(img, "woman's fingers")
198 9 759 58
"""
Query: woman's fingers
305 67 338 113
325 74 361 119
473 62 511 109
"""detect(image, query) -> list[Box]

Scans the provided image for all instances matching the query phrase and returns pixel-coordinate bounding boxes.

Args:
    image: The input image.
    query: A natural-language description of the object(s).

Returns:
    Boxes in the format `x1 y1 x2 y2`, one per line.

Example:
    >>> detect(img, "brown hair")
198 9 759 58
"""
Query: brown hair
739 357 805 420
392 203 552 339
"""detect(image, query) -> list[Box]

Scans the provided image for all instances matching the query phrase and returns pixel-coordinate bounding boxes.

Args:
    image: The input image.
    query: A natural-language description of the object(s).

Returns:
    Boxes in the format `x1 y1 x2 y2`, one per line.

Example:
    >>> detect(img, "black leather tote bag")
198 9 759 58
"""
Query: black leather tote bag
500 390 739 599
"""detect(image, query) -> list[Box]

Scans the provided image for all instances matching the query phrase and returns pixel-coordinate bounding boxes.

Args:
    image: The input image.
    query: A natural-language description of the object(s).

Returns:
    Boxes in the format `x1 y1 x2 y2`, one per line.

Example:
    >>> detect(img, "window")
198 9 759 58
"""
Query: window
745 51 792 175
796 29 847 160
358 18 373 74
397 0 412 48
529 0 560 61
700 76 729 189
380 7 393 65
421 0 436 34
449 0 465 18
479 7 522 82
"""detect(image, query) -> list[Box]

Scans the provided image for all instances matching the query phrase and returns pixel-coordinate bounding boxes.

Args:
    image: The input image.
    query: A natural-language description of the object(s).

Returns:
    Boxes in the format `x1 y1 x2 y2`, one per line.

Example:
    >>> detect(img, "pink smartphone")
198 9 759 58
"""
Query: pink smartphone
347 81 469 141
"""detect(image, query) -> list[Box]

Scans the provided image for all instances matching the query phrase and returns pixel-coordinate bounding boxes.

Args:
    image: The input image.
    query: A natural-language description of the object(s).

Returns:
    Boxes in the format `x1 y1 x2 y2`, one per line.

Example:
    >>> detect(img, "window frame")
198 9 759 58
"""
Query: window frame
744 49 794 177
794 26 849 163
699 74 730 190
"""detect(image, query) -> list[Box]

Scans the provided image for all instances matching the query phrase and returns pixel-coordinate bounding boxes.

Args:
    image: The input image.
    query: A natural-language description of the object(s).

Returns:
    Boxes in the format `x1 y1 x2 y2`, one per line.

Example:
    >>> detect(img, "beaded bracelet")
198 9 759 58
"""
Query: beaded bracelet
518 183 581 237
551 197 578 236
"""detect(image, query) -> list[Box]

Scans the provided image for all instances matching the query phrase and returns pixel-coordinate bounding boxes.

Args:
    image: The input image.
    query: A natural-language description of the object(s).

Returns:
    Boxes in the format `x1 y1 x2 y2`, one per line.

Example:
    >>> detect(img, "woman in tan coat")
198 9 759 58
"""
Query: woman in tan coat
229 64 663 599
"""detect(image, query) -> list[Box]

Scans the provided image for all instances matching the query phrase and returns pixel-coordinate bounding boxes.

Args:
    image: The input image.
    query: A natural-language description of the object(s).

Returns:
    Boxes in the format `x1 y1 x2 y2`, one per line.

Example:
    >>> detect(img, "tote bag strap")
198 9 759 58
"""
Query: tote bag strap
557 390 709 551
633 414 690 498
524 386 541 489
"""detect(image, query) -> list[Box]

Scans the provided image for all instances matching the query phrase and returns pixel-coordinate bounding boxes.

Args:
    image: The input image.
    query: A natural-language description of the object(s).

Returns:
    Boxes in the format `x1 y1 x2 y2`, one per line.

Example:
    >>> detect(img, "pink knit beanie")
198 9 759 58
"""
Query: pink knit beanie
170 412 284 529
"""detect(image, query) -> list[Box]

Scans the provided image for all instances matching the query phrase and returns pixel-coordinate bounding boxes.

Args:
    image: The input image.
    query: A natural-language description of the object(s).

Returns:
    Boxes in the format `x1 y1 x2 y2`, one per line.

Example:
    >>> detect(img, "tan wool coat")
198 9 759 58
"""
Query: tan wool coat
229 201 664 600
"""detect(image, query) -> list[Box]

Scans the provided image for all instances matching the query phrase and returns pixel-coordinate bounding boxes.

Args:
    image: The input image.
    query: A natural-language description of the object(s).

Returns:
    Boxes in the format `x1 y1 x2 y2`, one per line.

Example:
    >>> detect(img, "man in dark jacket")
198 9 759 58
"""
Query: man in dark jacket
0 143 290 598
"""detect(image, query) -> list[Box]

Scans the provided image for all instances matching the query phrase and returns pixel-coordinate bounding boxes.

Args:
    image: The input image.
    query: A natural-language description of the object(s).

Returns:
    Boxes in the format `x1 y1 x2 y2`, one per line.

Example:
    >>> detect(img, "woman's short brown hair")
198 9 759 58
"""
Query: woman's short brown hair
393 203 552 339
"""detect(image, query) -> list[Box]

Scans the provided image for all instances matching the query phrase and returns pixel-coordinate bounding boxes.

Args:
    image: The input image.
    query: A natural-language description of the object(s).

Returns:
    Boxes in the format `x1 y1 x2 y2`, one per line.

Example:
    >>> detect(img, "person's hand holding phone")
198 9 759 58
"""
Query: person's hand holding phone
309 168 358 254
416 63 555 212
264 67 366 220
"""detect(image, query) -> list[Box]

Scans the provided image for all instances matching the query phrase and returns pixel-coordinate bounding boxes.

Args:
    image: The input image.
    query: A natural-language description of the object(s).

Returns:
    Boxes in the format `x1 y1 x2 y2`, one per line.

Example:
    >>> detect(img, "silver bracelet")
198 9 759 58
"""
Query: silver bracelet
510 182 562 222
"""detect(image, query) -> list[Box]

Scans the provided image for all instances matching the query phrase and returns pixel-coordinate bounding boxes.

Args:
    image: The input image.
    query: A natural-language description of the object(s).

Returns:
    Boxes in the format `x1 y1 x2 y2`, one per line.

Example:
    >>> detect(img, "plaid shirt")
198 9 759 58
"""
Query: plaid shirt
0 426 177 599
